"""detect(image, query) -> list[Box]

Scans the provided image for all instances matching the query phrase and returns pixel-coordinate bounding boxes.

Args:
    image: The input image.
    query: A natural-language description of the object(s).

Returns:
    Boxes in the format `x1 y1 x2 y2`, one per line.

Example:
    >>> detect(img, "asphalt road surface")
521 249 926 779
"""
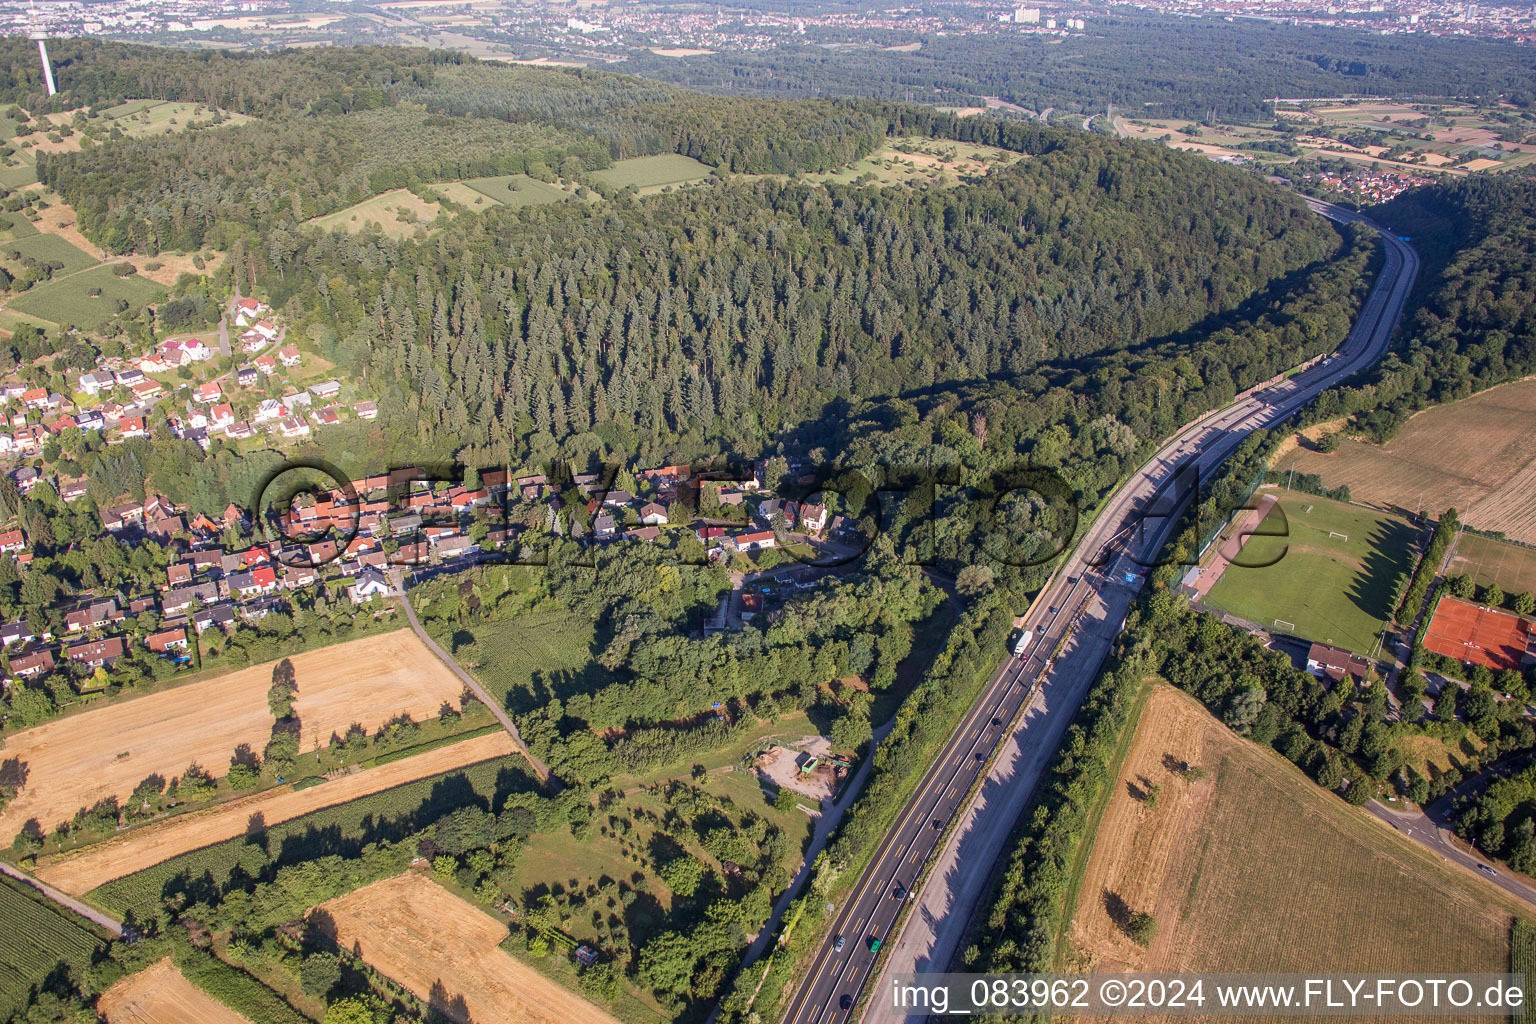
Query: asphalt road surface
1367 801 1536 910
778 200 1419 1024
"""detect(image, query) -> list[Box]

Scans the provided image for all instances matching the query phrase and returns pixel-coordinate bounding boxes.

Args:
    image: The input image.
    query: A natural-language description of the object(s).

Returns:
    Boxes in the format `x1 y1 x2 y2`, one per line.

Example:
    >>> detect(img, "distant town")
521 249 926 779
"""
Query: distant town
1 0 1529 68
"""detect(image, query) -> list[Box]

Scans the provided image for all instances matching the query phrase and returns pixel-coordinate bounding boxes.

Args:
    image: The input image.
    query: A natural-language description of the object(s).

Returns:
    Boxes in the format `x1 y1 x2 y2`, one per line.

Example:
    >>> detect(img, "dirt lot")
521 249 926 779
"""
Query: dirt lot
0 629 464 841
1279 379 1536 543
1068 685 1519 1012
315 873 621 1024
98 958 252 1024
34 731 513 895
755 735 835 803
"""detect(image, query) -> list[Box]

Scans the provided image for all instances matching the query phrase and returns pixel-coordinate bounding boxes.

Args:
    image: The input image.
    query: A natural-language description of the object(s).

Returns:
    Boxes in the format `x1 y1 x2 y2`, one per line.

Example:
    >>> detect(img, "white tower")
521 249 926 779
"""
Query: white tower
28 5 56 97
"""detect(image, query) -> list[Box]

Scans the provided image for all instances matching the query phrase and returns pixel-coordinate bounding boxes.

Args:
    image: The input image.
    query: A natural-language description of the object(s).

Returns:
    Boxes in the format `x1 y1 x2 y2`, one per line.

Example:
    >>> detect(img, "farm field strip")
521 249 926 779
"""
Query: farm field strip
34 730 516 895
0 875 104 1019
98 958 254 1024
1067 686 1519 1019
0 629 465 842
317 873 623 1024
1278 378 1536 544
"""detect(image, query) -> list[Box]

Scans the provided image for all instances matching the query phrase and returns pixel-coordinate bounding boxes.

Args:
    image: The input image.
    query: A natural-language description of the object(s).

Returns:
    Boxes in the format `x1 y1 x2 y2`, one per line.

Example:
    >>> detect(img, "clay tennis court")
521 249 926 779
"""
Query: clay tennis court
33 731 514 895
97 958 252 1024
0 629 465 842
1423 595 1534 672
316 873 621 1024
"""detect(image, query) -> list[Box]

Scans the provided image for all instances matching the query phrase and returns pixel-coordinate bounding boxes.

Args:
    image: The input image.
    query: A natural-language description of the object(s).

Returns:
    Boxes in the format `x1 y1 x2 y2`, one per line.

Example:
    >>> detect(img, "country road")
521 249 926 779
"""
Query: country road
1367 801 1536 909
0 861 124 936
389 568 552 783
778 200 1420 1024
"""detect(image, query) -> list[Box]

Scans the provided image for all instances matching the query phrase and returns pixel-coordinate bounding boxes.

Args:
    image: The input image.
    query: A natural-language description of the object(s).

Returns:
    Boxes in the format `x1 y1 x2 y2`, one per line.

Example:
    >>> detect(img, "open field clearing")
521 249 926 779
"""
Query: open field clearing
308 188 443 237
1281 379 1536 543
1067 686 1522 1017
98 958 253 1024
34 730 515 896
1202 489 1417 654
1449 532 1536 598
0 874 105 1018
30 193 102 256
0 629 465 841
777 136 1019 188
95 101 255 138
316 873 622 1024
460 173 571 207
591 154 714 191
8 263 163 329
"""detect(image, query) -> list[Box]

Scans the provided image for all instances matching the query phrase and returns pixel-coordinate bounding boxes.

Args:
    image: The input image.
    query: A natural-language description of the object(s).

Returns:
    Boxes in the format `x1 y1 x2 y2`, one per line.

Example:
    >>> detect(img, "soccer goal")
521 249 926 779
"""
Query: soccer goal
1274 619 1296 632
1328 531 1348 541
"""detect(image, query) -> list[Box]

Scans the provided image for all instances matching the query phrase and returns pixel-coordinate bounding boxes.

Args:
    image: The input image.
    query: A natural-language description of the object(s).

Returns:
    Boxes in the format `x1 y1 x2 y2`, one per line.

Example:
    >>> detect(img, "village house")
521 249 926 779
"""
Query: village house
77 370 115 395
146 626 189 654
639 502 669 526
0 620 36 647
9 648 54 678
278 345 302 367
65 636 126 669
348 567 392 604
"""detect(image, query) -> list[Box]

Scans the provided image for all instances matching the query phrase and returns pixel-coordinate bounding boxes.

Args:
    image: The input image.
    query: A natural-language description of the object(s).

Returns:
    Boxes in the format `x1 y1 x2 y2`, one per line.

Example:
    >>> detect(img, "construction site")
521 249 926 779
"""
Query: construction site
751 736 854 805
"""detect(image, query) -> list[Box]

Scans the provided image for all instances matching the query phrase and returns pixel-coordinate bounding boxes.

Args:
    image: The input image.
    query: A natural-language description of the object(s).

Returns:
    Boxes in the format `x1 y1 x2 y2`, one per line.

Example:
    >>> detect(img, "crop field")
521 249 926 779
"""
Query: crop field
459 174 570 208
3 232 97 272
35 731 516 896
317 873 623 1024
591 155 714 192
451 609 596 706
308 189 442 238
8 264 163 328
0 212 38 239
0 874 105 1019
1066 686 1521 1001
90 752 528 920
0 629 465 843
1281 379 1536 544
1448 533 1536 599
1202 489 1418 654
98 957 254 1024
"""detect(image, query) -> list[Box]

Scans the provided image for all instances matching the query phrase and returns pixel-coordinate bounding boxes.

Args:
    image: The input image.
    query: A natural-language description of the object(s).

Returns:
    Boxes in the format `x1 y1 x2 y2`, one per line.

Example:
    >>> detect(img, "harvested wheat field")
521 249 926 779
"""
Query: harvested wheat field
98 958 252 1024
1280 379 1536 542
0 629 464 841
1068 686 1520 1021
316 873 621 1024
34 730 514 895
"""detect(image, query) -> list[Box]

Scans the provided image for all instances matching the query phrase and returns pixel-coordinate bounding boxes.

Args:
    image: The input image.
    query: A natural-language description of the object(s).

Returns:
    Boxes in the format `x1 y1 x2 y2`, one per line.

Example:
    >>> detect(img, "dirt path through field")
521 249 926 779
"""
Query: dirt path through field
317 873 621 1024
98 958 253 1024
34 731 514 895
0 630 464 842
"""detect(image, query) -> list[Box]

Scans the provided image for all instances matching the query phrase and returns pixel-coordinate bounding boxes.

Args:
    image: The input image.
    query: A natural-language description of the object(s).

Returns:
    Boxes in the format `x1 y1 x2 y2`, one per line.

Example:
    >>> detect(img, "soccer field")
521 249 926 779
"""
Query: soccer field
1202 489 1419 655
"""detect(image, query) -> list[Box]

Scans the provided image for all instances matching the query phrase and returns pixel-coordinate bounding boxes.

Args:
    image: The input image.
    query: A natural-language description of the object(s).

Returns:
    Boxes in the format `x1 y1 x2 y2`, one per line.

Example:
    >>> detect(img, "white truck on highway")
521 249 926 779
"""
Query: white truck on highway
1012 628 1034 658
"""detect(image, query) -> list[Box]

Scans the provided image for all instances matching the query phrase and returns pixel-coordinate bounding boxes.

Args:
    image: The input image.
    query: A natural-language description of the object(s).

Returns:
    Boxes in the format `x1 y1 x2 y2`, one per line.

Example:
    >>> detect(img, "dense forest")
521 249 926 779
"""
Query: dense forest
615 16 1536 121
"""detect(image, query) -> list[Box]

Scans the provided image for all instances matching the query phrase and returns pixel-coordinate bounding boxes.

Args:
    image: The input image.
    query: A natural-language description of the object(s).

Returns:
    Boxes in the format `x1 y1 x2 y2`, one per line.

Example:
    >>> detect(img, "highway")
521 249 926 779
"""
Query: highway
777 200 1420 1024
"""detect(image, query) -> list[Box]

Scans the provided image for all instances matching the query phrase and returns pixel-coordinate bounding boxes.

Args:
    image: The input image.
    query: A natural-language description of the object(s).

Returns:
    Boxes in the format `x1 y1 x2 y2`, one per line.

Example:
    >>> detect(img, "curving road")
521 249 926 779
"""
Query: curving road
777 200 1419 1024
